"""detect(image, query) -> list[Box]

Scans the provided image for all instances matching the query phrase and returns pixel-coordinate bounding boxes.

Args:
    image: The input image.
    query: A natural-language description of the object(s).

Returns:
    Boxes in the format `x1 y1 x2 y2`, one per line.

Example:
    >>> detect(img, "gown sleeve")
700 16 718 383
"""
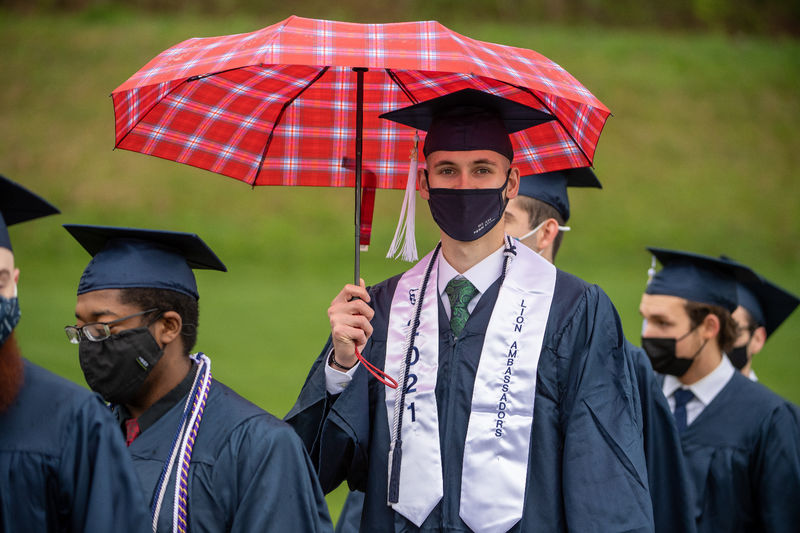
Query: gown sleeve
59 393 151 533
626 341 697 533
286 335 373 494
557 286 655 532
753 401 800 532
222 418 334 533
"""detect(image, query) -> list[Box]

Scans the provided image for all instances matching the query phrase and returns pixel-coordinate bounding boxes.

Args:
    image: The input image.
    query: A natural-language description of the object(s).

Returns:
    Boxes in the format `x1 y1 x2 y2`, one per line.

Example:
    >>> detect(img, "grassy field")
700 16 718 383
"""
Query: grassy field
2 9 799 519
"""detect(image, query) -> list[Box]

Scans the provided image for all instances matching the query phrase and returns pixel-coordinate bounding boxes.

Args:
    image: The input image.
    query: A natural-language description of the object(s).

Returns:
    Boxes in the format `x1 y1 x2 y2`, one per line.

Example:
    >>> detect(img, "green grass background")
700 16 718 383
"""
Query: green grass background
2 10 798 519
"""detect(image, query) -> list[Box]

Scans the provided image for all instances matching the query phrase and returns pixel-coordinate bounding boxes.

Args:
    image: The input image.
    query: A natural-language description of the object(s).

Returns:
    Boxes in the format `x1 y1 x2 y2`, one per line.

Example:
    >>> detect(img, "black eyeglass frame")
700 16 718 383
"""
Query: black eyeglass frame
65 308 160 344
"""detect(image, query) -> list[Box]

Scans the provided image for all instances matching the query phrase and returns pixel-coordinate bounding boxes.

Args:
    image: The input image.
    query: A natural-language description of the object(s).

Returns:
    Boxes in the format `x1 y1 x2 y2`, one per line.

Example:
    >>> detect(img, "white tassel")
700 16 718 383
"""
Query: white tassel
386 132 419 262
647 255 657 284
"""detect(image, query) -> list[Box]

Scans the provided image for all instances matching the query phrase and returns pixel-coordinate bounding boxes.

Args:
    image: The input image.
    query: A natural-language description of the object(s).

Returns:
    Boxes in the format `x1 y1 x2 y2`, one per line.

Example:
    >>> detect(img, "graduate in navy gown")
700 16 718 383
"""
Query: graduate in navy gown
639 247 800 533
288 90 654 532
335 168 693 532
719 254 799 382
0 176 150 533
64 224 333 533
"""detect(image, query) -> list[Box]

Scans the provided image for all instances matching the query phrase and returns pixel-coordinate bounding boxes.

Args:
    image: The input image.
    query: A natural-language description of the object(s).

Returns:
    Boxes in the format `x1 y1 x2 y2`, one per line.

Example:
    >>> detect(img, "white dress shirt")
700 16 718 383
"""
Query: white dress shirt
325 243 506 394
663 355 735 426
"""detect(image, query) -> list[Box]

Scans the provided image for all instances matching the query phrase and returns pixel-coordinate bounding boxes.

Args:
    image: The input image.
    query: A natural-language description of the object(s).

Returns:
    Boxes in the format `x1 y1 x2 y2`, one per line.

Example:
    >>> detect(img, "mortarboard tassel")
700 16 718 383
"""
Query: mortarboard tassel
386 132 419 262
647 255 657 284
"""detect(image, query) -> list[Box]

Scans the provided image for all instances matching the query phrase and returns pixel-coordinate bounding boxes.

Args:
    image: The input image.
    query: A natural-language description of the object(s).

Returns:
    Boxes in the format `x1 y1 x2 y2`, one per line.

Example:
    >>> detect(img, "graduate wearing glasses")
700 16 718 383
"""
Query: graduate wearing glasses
65 224 333 533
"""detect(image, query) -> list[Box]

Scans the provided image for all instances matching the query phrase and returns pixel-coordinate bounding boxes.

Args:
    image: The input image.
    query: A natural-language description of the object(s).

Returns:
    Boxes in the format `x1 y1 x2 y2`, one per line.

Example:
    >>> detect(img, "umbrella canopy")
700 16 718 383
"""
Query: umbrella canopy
112 15 610 189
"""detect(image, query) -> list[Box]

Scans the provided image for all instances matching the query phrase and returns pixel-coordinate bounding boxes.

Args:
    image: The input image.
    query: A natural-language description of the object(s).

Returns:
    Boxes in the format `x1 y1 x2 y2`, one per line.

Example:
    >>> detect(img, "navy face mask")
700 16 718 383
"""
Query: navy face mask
426 174 509 242
642 324 706 377
0 295 20 347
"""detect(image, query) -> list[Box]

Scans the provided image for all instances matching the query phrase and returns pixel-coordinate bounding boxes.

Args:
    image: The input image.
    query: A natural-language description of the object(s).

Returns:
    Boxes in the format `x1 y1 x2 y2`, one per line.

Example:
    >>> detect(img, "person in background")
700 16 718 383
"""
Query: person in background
0 176 150 533
503 167 600 261
719 254 799 381
65 224 333 533
639 247 800 533
288 89 653 532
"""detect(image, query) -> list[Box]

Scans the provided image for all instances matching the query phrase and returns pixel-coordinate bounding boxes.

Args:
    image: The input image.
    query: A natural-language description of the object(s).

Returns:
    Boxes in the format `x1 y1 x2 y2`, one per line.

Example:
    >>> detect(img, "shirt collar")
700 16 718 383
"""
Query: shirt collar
438 242 506 297
116 363 199 433
662 355 735 406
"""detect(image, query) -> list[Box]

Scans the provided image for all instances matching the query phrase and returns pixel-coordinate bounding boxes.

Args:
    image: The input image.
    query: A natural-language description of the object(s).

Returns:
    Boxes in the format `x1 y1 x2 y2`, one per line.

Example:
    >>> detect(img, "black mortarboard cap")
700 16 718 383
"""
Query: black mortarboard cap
644 247 757 312
0 175 60 251
518 167 601 221
719 255 799 337
379 89 554 162
64 225 227 300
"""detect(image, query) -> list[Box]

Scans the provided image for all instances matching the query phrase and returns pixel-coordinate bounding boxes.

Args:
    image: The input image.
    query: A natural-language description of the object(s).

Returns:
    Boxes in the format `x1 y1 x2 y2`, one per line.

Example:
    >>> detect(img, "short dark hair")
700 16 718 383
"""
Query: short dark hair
685 301 737 354
513 195 565 258
118 288 199 355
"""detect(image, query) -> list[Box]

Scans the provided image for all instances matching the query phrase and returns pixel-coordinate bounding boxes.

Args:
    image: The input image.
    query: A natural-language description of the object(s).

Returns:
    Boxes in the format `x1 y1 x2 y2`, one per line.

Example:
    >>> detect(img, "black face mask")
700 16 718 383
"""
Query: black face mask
79 327 165 405
426 174 509 242
642 325 706 377
728 345 749 370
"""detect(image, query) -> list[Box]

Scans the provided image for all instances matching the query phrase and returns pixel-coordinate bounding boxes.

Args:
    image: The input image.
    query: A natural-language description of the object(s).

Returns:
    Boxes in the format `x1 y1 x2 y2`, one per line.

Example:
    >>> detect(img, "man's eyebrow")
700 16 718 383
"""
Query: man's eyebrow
470 158 499 166
75 309 118 321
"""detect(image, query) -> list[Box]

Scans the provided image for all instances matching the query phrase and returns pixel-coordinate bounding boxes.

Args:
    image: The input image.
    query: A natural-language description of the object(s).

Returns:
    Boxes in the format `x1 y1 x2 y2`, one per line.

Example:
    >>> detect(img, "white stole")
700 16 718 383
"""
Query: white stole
384 241 557 532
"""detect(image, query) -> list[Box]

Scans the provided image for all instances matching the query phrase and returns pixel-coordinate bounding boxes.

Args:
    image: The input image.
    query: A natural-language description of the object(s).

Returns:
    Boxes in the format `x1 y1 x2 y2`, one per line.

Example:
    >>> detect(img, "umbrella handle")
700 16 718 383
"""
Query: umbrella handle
354 345 399 389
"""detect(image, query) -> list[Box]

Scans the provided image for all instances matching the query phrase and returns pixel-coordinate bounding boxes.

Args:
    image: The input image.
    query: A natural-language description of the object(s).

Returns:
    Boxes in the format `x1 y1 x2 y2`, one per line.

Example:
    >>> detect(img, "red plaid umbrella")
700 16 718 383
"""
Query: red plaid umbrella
112 15 611 281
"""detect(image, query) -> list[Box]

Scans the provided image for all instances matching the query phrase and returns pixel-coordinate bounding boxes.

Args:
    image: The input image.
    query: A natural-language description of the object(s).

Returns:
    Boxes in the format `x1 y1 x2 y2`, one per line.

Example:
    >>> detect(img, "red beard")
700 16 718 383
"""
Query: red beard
0 332 24 413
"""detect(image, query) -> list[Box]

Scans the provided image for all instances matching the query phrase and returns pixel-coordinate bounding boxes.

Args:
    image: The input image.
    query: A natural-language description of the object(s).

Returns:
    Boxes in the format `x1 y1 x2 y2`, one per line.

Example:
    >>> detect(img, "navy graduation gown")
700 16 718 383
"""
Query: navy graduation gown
335 346 695 533
674 372 800 533
287 269 654 532
0 360 150 533
127 378 332 533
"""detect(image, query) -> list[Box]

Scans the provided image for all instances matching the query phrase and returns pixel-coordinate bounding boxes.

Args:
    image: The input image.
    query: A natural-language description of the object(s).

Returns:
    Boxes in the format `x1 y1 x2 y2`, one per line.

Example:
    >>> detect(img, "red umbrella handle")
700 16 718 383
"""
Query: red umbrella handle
354 345 399 389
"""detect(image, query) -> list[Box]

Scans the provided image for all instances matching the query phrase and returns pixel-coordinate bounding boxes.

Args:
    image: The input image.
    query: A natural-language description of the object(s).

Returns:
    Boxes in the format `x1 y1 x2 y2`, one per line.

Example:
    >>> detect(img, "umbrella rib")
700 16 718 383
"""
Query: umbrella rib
386 70 419 105
251 65 330 187
501 81 593 167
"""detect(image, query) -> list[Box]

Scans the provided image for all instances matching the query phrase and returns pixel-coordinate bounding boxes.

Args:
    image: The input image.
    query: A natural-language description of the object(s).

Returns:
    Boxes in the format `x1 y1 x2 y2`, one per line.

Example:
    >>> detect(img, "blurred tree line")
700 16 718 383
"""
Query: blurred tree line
2 0 798 36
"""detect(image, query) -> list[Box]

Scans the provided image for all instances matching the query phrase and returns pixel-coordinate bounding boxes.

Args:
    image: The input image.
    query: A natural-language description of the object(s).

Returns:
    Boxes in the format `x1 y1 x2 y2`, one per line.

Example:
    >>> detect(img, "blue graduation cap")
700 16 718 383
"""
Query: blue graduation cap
719 255 799 337
380 88 554 162
518 167 601 222
644 247 757 312
0 175 60 251
64 225 227 300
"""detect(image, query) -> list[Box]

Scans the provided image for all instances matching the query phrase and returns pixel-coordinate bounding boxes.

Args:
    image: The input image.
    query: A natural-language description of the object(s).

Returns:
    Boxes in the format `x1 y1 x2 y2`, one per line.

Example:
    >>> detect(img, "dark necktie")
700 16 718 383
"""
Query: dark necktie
673 388 695 434
444 277 478 337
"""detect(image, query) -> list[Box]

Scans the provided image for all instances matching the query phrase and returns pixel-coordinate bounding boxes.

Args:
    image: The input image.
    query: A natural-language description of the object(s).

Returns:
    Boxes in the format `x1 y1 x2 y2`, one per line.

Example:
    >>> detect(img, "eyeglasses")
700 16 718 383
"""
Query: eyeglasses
65 308 160 344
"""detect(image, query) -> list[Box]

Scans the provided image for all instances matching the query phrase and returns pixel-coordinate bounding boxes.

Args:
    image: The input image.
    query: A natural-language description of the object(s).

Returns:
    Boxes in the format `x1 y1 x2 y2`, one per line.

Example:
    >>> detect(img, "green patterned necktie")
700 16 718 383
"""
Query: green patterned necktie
444 277 479 337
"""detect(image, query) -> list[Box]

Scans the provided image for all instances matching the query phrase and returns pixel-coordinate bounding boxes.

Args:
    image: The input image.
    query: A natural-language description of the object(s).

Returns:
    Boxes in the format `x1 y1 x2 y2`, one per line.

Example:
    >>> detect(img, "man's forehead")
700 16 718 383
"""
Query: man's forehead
426 150 511 166
640 293 688 314
0 247 14 272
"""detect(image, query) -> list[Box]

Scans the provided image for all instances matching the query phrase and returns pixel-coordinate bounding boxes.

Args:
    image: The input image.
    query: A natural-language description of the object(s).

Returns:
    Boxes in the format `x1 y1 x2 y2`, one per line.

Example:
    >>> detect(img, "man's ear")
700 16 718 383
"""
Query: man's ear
749 326 767 356
153 310 182 346
506 166 520 199
701 312 721 340
13 268 19 285
418 168 430 200
537 218 560 251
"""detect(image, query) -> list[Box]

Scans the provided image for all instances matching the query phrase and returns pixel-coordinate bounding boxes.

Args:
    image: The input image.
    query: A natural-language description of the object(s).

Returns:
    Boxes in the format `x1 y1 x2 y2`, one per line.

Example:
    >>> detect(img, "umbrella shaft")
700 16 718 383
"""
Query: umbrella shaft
354 67 367 285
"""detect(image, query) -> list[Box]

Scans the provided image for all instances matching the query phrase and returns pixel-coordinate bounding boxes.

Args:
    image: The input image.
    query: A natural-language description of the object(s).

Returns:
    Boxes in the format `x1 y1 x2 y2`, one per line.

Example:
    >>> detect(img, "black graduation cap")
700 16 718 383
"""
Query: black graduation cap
644 247 758 312
718 255 799 337
0 175 60 251
64 224 227 300
379 88 555 162
518 167 601 222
